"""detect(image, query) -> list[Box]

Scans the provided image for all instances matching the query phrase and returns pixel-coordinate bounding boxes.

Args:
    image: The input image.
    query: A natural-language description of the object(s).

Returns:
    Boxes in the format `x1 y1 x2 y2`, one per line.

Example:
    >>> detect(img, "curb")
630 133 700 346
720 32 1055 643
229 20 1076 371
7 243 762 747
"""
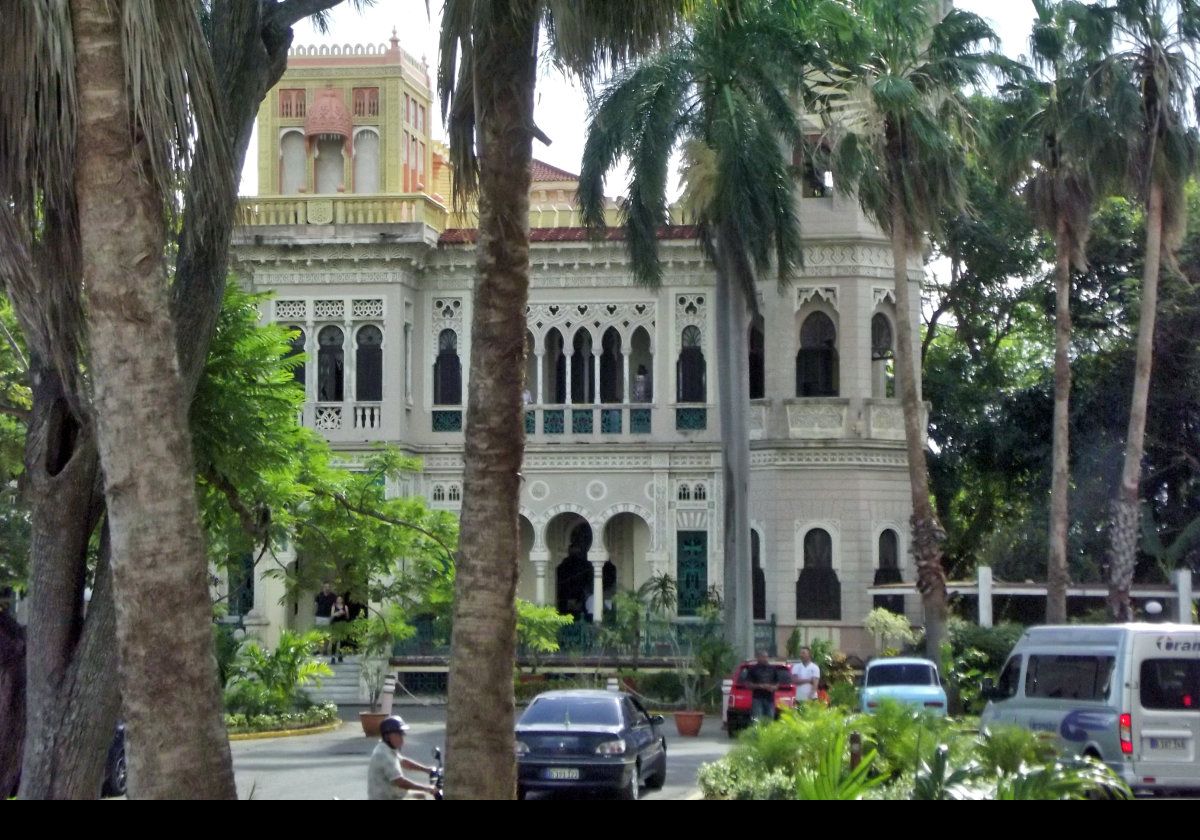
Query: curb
229 720 343 741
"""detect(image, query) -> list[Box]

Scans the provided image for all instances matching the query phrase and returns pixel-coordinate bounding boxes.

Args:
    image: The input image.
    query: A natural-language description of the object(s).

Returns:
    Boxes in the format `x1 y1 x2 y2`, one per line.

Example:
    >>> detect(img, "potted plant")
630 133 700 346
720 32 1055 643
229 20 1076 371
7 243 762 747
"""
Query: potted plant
354 607 413 735
672 641 707 737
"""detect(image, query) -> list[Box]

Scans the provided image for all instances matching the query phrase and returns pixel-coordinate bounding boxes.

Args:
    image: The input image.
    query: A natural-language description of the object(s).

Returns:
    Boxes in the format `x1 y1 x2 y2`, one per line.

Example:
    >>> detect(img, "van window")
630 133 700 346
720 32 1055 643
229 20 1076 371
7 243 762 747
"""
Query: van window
996 656 1022 700
1025 655 1115 701
1140 660 1200 711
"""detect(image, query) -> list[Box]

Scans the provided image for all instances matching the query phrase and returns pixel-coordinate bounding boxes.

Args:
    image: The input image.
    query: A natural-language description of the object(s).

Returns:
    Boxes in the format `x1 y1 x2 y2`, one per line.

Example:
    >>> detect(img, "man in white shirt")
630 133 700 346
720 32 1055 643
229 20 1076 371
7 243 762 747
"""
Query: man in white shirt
367 715 439 800
791 646 820 702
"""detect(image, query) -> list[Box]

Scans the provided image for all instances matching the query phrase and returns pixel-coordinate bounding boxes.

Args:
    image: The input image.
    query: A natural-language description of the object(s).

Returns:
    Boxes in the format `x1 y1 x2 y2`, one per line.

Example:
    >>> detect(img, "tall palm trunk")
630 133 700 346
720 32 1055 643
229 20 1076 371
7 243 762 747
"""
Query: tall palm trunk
888 193 947 657
444 5 540 801
1108 179 1164 621
1047 217 1073 624
70 0 235 799
714 226 754 658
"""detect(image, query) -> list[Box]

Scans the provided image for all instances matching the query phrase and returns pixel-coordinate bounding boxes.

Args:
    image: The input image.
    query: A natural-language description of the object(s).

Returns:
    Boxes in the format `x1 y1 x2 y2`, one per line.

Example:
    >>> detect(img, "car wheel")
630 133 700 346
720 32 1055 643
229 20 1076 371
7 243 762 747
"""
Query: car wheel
645 752 667 790
618 764 640 800
102 747 127 798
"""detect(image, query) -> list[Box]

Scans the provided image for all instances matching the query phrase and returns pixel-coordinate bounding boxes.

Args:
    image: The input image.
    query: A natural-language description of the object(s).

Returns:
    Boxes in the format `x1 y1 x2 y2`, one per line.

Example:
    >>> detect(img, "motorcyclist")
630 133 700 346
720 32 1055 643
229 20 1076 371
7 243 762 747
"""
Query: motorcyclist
367 715 439 800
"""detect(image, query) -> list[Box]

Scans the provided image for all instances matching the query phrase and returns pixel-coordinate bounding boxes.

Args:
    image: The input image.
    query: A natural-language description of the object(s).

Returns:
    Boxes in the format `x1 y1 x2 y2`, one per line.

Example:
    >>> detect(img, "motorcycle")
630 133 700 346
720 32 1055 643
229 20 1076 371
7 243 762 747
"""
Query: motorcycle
429 747 444 800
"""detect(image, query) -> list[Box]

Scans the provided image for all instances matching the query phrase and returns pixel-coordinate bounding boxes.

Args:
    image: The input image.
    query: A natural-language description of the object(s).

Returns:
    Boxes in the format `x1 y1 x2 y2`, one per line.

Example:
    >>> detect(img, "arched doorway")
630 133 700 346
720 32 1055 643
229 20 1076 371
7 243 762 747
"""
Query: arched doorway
548 513 593 621
516 515 536 602
603 512 652 599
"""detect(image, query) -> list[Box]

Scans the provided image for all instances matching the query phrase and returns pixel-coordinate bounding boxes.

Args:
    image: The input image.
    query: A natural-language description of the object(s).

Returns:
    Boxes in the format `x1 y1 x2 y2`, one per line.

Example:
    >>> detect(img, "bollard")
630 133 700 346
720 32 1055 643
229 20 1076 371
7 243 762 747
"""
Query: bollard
721 678 733 723
606 676 619 693
849 731 863 770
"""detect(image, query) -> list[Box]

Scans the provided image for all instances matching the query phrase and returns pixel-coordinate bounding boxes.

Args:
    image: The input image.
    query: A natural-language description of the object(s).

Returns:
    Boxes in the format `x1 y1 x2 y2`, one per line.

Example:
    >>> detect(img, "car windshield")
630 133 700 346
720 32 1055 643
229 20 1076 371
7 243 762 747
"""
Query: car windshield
867 664 936 687
519 697 621 726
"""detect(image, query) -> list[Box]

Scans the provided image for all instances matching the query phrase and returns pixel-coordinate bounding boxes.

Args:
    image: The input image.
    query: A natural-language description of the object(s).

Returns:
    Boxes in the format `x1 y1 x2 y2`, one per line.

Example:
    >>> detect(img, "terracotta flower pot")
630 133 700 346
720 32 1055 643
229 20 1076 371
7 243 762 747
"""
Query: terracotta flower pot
360 711 389 737
673 710 704 737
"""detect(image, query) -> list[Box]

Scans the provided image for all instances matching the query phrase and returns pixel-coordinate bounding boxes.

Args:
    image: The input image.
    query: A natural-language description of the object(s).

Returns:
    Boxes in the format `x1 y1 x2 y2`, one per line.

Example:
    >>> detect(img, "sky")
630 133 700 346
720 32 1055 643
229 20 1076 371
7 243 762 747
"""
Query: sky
241 1 1038 196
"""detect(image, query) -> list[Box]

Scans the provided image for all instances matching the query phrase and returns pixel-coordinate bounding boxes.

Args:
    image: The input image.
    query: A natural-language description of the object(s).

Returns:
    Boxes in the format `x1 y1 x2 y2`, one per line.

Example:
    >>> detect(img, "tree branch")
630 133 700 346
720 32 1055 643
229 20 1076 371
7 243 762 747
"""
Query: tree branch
313 488 456 571
270 0 347 29
0 401 29 421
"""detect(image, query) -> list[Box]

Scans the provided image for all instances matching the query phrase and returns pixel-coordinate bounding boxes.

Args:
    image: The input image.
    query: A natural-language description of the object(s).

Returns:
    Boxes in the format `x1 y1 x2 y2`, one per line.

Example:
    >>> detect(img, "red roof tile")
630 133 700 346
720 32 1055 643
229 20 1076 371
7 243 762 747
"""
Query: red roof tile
530 159 580 182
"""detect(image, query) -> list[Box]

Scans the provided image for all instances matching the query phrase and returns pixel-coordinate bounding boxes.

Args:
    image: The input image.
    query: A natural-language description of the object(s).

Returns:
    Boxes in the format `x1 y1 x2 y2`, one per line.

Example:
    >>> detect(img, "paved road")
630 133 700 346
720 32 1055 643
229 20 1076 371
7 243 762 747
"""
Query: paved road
231 705 732 800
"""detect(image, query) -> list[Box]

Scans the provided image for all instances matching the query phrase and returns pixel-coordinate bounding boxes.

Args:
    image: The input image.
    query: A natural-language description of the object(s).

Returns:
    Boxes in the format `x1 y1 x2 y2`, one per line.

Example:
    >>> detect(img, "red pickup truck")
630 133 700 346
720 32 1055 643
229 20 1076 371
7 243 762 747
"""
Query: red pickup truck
724 661 797 737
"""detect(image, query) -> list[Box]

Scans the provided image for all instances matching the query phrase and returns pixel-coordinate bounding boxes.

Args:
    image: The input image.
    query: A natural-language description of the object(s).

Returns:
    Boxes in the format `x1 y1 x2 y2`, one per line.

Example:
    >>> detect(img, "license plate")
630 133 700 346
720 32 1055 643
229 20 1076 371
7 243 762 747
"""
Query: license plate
546 767 580 780
1149 738 1188 750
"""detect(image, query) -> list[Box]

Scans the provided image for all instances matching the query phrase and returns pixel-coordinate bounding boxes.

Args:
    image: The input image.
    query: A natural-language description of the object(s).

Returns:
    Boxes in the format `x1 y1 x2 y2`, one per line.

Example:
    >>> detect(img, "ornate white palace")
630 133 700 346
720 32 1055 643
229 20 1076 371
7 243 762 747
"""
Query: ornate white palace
229 36 924 657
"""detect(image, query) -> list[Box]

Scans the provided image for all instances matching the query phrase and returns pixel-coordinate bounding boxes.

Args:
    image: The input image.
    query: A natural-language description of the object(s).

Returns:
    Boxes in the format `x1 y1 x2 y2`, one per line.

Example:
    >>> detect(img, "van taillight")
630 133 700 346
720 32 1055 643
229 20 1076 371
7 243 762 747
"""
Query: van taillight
1119 713 1133 755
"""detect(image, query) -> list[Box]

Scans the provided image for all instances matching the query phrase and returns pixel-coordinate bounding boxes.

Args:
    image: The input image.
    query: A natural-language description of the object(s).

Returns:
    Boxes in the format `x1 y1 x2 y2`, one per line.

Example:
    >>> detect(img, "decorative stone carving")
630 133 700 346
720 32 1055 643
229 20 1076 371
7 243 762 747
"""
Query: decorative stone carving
432 297 463 338
306 199 335 226
275 299 307 321
352 298 384 319
586 480 607 501
796 286 838 310
526 300 656 347
873 287 897 307
528 480 550 501
787 402 847 438
315 405 342 430
676 293 707 342
314 299 345 320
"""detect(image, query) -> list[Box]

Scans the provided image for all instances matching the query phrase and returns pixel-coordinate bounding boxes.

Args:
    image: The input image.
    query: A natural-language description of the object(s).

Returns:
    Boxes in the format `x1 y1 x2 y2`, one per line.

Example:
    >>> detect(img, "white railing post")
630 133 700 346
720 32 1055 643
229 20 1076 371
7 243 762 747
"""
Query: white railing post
1174 568 1194 624
977 566 993 628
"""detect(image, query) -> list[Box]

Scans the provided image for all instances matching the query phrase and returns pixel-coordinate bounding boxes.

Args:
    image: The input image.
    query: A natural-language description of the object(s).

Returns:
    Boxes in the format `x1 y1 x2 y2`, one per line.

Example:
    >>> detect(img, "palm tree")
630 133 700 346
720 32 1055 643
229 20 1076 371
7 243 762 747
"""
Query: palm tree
992 0 1124 624
2 0 237 799
578 0 817 661
814 0 995 655
437 0 684 799
1100 0 1200 621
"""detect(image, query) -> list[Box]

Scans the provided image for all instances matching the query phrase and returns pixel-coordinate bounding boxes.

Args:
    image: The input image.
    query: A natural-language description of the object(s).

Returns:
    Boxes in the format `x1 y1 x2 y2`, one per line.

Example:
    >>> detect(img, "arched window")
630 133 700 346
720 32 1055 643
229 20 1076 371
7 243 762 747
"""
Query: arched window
543 328 566 404
317 326 345 402
871 313 895 399
630 327 653 402
678 484 691 501
796 312 838 397
353 129 380 193
599 327 623 403
448 485 461 502
570 330 595 403
432 485 445 502
677 325 706 402
433 329 462 405
749 316 765 400
315 137 345 194
286 328 306 388
355 325 383 401
752 530 766 621
873 528 905 613
694 484 707 501
796 527 841 620
280 131 307 195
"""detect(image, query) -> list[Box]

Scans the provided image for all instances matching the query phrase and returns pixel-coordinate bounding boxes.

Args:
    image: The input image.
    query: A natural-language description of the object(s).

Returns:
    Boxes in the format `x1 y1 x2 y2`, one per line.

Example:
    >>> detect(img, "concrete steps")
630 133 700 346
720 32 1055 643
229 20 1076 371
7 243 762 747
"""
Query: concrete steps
305 654 365 706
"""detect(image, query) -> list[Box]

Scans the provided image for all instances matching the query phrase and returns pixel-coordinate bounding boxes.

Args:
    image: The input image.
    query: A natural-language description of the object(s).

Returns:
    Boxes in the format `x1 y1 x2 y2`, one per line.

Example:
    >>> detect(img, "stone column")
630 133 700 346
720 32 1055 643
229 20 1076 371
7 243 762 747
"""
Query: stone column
1174 568 1194 624
590 553 608 624
977 565 993 629
565 351 573 406
530 550 550 606
623 349 632 403
535 352 545 404
593 351 602 405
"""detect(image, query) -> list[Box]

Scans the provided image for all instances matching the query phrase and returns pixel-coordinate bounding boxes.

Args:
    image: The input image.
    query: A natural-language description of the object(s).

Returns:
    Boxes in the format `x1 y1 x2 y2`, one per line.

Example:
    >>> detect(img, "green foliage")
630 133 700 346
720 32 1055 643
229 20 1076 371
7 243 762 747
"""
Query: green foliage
516 599 573 657
827 681 859 711
947 619 1024 673
223 630 332 716
700 698 1131 800
0 295 29 593
863 608 918 650
224 703 338 734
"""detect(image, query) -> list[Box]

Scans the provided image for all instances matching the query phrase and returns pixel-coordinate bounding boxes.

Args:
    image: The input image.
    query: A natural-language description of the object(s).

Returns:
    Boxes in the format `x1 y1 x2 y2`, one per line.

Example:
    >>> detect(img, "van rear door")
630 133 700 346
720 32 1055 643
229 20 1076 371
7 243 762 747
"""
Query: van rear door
1132 632 1200 789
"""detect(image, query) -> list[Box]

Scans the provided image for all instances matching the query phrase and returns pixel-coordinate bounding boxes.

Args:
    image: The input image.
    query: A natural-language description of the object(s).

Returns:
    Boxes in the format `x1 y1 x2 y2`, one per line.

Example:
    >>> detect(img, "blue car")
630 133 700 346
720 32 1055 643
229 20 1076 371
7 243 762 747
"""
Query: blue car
515 690 668 800
860 657 948 714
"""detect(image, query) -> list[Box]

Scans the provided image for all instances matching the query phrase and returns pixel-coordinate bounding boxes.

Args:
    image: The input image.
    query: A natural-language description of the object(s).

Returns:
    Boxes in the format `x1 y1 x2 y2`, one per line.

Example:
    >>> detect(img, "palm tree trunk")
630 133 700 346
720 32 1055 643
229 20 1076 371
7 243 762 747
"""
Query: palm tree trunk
889 196 947 657
444 5 540 801
1108 179 1164 621
1047 219 1073 624
713 227 754 659
70 0 235 799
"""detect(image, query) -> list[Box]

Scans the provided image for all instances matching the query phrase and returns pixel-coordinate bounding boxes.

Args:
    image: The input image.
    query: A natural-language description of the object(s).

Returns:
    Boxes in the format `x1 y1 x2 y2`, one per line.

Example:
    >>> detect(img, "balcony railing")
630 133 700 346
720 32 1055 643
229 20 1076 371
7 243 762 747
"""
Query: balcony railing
303 401 385 437
237 193 448 229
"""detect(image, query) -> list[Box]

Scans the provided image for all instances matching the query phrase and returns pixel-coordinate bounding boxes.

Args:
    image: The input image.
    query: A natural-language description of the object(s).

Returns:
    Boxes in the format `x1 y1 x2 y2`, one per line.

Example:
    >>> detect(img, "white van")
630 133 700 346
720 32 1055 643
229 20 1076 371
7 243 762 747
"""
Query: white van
980 623 1200 793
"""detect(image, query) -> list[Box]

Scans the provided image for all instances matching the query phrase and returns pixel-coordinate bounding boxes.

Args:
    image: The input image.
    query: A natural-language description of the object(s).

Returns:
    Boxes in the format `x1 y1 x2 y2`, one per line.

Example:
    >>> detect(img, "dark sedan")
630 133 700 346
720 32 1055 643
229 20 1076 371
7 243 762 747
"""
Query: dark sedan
515 690 667 800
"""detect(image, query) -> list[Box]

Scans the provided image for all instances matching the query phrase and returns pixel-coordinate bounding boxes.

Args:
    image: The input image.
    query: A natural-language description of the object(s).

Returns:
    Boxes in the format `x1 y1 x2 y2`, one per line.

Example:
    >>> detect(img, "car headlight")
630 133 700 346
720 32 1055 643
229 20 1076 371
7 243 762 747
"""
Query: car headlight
514 740 529 756
595 739 627 756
